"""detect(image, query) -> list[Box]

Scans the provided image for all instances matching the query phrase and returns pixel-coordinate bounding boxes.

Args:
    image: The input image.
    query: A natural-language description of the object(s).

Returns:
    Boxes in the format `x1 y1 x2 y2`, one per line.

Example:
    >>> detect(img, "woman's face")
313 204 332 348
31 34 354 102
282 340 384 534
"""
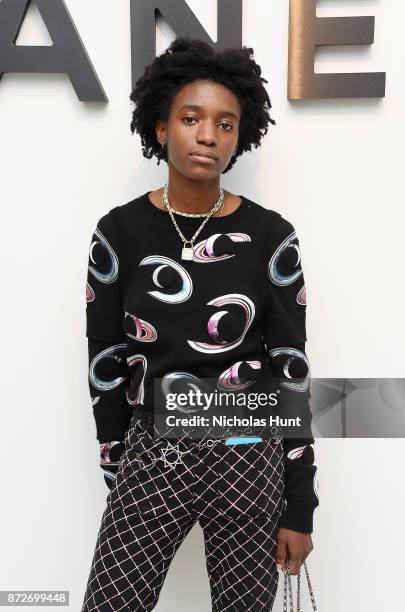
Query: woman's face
156 79 241 179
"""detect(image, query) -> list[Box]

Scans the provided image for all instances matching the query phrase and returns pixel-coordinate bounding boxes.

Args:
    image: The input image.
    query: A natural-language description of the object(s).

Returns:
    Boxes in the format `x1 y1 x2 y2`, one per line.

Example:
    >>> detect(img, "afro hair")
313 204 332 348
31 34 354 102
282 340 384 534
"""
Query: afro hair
129 36 276 174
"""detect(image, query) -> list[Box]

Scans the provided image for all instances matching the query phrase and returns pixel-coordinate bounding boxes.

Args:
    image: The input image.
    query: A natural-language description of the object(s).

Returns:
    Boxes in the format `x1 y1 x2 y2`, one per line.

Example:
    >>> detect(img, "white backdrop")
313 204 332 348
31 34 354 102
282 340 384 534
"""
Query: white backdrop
1 1 404 610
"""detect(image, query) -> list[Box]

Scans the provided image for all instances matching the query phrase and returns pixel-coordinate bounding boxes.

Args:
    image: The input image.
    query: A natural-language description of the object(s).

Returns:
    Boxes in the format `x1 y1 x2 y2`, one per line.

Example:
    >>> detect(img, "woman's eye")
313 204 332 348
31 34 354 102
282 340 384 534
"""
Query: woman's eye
183 117 233 130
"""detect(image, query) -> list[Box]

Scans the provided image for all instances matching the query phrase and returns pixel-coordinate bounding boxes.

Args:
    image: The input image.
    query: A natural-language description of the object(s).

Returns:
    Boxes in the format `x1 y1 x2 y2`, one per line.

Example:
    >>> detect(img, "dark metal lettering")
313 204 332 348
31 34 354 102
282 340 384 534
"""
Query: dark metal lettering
130 0 242 91
0 0 106 101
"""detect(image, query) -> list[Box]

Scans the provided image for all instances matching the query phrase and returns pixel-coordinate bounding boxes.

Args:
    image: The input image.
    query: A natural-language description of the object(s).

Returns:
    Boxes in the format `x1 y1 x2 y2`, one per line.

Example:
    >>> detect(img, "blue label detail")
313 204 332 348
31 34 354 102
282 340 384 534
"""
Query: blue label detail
224 437 263 446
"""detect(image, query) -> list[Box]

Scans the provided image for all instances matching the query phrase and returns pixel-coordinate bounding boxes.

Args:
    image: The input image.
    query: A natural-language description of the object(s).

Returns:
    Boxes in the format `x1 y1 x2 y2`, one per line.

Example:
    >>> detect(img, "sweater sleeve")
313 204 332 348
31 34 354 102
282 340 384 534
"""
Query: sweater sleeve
261 215 319 533
85 209 133 450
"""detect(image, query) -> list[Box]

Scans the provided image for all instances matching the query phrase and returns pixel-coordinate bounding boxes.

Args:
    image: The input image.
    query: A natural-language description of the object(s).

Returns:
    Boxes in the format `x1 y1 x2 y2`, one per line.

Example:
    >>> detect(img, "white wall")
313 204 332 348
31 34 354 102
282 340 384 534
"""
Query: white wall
1 1 403 610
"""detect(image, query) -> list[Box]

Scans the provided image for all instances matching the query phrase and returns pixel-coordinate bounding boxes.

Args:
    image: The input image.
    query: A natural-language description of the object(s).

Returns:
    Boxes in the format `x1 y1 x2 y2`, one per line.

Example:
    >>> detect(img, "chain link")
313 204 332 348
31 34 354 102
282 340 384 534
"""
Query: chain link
162 185 225 218
283 560 318 612
125 424 283 472
162 182 225 251
131 434 226 471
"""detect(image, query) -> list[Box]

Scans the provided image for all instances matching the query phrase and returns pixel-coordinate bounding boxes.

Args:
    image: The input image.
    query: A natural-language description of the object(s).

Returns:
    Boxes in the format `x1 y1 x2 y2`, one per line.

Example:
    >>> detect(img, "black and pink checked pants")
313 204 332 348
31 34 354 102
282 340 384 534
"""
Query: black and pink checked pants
81 417 286 612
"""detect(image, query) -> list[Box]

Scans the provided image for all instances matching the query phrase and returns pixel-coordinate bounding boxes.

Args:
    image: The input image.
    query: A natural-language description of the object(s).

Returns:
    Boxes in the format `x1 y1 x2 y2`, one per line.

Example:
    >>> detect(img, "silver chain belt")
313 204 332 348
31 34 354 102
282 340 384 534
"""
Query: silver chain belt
128 425 283 471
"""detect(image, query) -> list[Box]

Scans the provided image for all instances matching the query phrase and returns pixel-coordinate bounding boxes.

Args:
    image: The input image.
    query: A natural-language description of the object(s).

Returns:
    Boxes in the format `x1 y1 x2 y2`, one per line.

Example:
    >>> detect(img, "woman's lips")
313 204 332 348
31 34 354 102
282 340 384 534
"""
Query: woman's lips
188 153 217 165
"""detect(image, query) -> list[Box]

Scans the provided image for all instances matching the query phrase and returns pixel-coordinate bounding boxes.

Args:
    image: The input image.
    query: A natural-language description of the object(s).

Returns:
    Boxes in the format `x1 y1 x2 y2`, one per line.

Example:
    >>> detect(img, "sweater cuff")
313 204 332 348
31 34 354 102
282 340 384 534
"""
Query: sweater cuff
279 457 319 533
279 498 316 533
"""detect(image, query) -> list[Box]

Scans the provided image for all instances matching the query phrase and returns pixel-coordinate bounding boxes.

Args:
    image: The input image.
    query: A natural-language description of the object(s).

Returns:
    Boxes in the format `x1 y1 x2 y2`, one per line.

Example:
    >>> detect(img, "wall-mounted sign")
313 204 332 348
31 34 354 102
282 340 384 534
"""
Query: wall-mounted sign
288 0 385 99
0 0 385 102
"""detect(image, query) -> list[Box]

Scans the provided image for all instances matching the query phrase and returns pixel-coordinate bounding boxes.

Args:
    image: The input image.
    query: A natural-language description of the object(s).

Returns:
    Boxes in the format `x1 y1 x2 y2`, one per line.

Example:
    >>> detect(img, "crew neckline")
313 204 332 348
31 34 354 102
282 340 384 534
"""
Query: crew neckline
141 191 248 221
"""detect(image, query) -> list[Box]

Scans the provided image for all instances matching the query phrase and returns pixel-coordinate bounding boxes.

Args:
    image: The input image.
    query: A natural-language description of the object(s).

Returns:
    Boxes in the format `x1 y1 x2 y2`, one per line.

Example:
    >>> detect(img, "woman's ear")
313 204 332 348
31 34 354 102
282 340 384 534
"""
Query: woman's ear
155 119 167 147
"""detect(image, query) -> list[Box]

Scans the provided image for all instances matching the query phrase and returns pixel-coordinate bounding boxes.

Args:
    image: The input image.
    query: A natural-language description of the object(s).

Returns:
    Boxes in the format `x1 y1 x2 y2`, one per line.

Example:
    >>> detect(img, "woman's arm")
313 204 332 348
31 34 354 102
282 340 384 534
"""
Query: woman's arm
86 209 132 488
261 215 319 535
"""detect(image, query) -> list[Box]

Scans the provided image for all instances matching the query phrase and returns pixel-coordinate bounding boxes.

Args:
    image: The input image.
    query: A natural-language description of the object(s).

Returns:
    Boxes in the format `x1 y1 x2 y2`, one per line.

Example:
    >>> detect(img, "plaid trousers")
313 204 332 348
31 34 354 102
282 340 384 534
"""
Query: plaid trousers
81 417 286 612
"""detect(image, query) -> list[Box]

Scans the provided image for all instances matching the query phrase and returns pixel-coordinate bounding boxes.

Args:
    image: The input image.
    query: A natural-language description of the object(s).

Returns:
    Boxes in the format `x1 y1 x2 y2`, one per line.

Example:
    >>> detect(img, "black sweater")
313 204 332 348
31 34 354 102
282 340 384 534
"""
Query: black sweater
85 191 319 533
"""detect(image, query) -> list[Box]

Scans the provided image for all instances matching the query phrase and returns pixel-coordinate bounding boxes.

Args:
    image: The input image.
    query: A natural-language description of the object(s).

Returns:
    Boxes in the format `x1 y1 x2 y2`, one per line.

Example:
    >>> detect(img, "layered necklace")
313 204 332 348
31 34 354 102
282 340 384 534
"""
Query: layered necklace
161 182 225 261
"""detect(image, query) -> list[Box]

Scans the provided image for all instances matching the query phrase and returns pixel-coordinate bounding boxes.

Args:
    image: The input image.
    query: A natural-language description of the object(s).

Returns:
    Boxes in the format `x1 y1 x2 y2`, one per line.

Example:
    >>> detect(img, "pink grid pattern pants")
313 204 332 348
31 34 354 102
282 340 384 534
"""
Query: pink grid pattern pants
82 418 286 611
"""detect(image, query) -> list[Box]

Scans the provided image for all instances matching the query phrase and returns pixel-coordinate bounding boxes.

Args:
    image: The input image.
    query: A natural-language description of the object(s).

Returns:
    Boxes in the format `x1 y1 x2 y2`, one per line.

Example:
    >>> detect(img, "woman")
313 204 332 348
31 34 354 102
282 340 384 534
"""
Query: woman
82 36 319 612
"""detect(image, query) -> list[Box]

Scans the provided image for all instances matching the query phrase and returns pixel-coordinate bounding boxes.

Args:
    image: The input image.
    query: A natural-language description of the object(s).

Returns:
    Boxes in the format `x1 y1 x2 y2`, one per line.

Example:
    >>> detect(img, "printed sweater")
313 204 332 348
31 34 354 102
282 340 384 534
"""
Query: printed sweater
85 191 319 533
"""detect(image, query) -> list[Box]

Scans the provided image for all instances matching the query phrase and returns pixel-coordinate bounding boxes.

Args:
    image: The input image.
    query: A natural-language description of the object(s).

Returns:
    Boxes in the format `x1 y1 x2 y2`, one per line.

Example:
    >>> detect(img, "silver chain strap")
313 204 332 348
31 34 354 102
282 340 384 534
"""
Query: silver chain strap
283 560 318 612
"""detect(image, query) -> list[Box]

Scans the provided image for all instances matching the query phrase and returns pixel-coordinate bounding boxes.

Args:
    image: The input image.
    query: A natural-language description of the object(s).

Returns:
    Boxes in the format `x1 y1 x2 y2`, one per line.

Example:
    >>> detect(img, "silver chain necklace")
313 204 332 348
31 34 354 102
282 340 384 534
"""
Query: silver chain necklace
161 182 225 261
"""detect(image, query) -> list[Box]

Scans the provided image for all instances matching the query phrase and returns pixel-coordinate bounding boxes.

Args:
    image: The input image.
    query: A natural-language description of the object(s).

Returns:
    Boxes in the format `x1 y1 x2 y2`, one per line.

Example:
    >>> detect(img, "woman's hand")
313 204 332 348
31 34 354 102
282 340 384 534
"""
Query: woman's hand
276 527 314 575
